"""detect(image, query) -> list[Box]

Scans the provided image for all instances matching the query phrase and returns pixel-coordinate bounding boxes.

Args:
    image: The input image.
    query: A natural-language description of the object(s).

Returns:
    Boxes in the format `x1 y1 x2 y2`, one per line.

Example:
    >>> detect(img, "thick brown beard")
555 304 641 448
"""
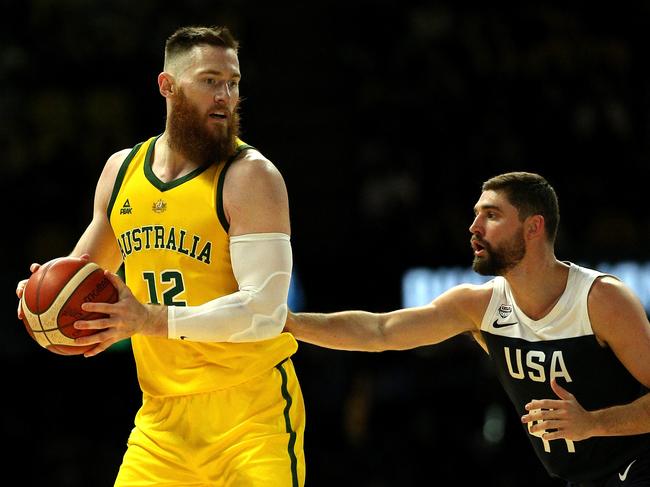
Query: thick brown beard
167 88 240 166
472 227 526 276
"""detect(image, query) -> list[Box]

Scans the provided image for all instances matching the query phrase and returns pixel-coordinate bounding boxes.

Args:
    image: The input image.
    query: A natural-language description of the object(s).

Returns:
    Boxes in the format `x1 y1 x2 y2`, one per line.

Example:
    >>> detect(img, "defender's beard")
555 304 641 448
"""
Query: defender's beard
472 227 526 276
167 89 240 166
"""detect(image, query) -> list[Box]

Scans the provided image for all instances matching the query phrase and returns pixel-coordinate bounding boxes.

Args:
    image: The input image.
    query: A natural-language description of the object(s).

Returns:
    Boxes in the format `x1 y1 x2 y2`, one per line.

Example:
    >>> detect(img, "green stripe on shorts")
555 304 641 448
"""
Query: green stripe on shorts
276 359 298 487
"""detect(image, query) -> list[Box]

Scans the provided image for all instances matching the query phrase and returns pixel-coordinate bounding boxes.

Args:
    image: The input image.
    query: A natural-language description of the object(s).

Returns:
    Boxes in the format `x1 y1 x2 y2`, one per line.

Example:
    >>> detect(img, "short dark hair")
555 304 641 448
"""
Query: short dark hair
482 172 560 243
164 26 239 68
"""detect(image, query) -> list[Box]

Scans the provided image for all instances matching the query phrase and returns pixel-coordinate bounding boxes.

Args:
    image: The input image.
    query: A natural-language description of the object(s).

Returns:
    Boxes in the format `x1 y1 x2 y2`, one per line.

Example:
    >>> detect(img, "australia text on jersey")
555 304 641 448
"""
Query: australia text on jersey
117 225 212 264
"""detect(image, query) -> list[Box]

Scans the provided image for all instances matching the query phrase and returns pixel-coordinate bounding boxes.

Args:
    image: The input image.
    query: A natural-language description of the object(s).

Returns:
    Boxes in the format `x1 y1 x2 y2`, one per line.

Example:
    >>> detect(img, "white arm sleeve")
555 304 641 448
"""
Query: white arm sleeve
167 232 292 342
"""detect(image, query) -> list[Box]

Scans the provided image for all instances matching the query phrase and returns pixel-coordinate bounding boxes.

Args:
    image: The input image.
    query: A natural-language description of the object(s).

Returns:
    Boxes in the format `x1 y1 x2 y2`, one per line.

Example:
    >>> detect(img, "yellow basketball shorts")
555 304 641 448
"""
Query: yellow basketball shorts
114 359 305 487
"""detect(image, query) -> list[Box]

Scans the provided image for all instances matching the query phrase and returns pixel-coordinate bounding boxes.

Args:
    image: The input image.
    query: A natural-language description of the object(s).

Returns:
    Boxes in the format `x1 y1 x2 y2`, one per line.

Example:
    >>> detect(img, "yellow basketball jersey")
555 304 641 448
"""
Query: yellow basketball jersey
108 135 298 397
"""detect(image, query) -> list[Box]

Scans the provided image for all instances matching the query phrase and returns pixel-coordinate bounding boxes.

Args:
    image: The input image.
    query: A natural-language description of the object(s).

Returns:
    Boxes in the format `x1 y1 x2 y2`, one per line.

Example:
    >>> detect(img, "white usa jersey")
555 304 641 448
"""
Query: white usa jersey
480 262 650 483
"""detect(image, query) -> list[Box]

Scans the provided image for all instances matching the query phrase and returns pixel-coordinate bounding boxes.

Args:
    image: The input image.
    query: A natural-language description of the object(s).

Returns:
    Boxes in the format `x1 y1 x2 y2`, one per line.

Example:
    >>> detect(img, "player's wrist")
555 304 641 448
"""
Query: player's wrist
588 409 609 438
143 304 169 337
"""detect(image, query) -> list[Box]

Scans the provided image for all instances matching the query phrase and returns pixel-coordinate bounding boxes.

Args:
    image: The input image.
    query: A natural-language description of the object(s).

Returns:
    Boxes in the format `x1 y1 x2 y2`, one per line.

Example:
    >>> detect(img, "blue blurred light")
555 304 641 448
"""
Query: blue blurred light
402 261 650 311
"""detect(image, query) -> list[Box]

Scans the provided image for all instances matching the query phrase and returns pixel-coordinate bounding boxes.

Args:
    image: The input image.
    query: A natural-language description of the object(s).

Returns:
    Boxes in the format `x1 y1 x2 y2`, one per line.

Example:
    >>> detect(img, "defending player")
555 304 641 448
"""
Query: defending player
285 172 650 485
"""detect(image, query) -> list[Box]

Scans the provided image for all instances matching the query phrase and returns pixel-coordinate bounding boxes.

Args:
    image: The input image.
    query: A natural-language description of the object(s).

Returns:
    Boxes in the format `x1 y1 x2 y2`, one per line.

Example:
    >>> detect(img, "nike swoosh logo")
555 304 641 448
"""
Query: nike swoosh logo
619 459 637 481
493 319 518 328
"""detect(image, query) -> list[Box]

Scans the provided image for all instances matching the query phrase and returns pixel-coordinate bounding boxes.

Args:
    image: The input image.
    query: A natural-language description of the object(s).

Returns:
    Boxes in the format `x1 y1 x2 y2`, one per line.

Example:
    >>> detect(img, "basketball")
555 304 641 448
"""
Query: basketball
20 256 118 355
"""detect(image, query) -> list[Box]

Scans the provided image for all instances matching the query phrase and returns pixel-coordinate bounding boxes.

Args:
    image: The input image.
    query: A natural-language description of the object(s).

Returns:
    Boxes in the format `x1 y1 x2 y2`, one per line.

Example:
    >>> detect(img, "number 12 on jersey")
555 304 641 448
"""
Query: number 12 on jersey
142 270 187 306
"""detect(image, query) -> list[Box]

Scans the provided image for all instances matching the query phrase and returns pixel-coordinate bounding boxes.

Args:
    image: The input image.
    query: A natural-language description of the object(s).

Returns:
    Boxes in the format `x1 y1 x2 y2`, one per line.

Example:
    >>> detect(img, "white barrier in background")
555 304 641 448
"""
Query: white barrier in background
402 261 650 311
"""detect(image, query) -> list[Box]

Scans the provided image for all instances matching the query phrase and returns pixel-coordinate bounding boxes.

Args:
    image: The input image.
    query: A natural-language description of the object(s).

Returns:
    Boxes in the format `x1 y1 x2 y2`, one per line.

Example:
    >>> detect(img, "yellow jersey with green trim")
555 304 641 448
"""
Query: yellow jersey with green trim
108 135 298 397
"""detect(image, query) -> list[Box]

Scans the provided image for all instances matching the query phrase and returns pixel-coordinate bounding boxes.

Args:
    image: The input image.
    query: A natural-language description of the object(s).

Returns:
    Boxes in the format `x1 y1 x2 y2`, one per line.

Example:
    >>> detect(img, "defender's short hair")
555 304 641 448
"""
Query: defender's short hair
482 172 560 243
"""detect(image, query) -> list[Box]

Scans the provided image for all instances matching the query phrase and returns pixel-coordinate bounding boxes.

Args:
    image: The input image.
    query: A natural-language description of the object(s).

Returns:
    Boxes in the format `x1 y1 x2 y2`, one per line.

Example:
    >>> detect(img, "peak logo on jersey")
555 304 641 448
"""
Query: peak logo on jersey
120 199 133 215
152 199 167 213
498 304 513 319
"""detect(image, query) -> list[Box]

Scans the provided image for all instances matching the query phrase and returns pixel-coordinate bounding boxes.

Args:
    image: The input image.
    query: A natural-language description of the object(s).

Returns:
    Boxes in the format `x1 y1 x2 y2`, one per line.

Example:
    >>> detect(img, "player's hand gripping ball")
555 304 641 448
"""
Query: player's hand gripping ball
20 256 118 355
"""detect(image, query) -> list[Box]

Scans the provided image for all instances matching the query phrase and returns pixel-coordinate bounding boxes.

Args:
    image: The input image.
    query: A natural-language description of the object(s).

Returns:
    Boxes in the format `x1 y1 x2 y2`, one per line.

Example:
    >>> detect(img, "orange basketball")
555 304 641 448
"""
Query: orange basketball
20 256 118 355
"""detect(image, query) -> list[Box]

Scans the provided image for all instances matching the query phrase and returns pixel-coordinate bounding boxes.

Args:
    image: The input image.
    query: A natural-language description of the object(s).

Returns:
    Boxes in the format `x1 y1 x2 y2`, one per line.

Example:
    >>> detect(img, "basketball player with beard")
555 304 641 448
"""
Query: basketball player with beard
16 26 305 486
285 172 650 486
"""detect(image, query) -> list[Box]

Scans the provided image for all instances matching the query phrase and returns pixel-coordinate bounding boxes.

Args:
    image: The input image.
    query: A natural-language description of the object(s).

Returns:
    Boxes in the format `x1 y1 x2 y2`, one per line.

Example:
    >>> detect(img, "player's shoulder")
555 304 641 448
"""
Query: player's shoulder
100 147 134 177
436 281 495 314
232 145 279 173
106 147 134 168
588 274 649 347
422 281 493 333
226 146 285 190
95 147 137 193
447 280 495 299
588 272 648 332
589 274 637 307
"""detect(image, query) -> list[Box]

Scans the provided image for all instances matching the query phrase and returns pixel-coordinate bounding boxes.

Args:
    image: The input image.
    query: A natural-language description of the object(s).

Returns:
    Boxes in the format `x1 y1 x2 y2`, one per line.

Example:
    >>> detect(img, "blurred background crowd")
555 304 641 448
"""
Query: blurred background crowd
2 1 649 485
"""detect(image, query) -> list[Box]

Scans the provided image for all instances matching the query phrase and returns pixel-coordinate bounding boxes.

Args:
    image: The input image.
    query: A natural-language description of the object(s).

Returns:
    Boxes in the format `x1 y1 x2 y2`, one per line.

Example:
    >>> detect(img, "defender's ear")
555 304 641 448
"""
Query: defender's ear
525 214 545 241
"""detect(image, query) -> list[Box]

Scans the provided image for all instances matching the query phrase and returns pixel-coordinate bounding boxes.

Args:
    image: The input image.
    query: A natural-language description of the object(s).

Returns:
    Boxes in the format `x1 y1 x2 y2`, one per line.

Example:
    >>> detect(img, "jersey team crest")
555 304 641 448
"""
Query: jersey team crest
152 199 167 213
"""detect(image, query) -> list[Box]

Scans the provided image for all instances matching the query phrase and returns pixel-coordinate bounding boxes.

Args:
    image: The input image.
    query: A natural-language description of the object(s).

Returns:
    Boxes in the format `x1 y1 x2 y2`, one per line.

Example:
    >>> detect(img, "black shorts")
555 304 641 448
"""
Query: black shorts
567 448 650 487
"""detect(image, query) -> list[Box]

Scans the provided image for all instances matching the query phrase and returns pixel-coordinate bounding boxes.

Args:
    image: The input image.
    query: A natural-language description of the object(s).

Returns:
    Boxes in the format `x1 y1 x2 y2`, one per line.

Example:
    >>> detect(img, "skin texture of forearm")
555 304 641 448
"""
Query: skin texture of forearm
286 311 387 351
591 393 650 437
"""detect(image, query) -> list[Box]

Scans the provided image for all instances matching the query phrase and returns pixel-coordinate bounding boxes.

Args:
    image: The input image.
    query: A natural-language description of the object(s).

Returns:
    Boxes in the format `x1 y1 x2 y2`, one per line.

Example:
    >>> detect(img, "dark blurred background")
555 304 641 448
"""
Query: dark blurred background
3 1 649 485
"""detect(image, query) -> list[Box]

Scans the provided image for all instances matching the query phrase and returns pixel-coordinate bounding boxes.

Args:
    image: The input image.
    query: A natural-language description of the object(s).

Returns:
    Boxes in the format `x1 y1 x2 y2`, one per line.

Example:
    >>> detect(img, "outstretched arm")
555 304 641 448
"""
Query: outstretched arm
523 276 650 440
285 283 491 352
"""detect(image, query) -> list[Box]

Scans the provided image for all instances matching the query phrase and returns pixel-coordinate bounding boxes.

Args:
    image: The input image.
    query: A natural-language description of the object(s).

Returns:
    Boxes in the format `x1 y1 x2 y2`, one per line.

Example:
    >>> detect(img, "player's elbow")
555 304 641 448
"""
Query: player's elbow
228 294 289 342
368 314 398 352
373 313 412 352
168 295 288 343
